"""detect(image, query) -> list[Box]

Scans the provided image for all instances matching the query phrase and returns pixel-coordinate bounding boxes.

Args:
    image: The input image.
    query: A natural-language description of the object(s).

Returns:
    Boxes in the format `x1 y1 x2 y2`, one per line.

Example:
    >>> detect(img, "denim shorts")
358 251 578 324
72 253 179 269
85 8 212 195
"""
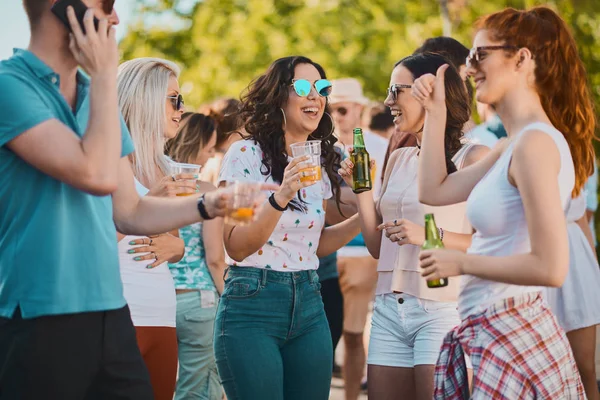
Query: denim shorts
368 293 469 368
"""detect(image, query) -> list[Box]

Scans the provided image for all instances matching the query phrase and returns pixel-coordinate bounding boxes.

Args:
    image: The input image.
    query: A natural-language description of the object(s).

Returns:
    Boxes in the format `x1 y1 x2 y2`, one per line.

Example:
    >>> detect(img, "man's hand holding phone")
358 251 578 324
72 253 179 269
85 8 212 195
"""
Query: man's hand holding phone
67 7 118 77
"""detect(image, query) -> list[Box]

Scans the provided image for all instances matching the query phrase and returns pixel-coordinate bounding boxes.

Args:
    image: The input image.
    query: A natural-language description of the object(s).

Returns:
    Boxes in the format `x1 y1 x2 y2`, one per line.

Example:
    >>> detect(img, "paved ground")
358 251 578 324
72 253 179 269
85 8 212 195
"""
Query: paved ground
329 376 367 400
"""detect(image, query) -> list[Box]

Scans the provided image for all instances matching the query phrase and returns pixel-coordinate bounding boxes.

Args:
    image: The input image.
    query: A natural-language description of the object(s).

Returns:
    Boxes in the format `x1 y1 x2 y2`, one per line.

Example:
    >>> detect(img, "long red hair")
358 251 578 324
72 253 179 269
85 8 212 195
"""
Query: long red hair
478 6 596 196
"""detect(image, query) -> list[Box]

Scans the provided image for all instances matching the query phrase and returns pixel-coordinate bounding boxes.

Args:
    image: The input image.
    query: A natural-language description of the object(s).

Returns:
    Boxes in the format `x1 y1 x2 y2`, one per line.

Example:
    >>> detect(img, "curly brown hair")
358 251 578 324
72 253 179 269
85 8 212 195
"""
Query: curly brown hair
239 56 343 212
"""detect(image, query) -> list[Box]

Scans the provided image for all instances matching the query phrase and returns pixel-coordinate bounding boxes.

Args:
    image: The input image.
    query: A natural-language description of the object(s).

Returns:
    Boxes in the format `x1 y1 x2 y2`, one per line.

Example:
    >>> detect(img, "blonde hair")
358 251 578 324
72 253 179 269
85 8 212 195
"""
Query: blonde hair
117 57 181 186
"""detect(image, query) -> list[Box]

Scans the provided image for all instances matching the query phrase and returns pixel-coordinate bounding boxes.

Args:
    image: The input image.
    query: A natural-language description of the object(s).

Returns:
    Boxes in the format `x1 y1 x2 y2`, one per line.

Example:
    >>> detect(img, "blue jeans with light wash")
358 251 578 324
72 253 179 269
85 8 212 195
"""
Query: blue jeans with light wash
174 290 222 400
214 267 333 400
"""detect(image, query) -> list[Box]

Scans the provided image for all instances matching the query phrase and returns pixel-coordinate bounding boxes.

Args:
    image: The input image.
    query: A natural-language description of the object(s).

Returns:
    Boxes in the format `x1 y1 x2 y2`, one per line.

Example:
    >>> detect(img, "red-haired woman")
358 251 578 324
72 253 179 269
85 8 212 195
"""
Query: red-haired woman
413 6 593 399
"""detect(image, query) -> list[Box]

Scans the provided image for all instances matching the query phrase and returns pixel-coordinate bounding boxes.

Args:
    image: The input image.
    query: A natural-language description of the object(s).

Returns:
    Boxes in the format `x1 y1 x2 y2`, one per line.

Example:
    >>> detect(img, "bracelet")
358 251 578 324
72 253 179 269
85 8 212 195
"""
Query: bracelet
197 194 214 220
438 227 444 242
268 193 288 212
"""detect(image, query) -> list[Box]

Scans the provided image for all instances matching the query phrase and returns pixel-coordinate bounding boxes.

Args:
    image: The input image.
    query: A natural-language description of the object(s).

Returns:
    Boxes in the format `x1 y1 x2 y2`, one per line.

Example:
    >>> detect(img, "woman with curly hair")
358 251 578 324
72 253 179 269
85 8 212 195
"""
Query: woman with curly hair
215 56 361 400
338 53 489 400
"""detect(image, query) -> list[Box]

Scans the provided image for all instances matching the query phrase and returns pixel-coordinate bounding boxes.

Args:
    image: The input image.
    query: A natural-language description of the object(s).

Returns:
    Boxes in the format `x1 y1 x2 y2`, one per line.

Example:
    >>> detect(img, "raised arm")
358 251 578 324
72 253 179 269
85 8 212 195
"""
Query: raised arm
223 156 316 262
324 187 357 225
412 65 504 206
3 15 123 196
338 156 388 258
316 201 362 258
421 130 570 287
112 158 277 235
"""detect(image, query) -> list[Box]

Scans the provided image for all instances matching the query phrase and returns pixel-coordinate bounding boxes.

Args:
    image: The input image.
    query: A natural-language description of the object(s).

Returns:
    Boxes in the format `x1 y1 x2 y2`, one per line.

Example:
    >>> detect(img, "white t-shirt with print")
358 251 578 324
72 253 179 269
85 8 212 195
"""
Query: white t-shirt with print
218 139 333 272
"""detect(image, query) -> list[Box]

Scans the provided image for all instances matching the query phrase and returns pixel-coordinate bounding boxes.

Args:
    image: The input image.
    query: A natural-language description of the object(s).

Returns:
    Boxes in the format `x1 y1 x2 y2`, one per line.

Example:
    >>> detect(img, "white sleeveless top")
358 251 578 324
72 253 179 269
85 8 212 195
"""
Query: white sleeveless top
543 194 600 332
460 123 575 319
375 143 475 301
118 178 177 327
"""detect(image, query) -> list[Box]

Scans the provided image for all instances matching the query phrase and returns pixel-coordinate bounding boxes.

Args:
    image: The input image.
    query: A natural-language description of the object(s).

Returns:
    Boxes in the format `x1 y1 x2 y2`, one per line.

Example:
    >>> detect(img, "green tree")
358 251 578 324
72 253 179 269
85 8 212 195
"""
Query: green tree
121 0 600 240
121 0 600 111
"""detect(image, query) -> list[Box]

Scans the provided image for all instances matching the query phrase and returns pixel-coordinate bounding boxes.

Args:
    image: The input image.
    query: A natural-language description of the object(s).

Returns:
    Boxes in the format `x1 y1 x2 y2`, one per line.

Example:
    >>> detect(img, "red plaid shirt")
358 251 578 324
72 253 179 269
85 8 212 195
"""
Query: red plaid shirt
434 292 585 399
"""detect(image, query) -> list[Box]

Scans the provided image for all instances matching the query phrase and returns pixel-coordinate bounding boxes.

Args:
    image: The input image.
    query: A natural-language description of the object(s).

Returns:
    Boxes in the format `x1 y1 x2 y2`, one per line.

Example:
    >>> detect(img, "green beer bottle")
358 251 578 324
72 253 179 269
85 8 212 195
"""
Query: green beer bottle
351 128 372 193
423 213 449 288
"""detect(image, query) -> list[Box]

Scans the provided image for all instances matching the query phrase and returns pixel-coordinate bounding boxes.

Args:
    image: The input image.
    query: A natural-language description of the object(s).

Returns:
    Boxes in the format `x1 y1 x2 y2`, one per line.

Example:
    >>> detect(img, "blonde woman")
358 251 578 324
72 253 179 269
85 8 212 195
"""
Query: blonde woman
116 58 194 400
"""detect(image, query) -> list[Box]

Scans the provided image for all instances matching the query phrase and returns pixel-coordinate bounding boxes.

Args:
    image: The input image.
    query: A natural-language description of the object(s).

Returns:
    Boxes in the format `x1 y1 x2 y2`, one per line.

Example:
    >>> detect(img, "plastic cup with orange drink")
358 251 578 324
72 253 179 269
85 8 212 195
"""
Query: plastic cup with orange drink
290 140 322 183
224 180 262 226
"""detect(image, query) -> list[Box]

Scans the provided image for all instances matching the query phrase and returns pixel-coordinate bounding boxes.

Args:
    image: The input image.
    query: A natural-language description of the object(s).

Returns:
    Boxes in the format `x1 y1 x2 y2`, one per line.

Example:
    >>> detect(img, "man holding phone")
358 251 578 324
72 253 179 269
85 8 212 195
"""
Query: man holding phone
0 1 266 399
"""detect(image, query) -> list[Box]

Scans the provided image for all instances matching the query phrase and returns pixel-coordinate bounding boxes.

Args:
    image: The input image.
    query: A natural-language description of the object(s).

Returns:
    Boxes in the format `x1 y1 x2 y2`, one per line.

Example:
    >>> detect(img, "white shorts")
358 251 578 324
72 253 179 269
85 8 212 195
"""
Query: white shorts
368 293 470 368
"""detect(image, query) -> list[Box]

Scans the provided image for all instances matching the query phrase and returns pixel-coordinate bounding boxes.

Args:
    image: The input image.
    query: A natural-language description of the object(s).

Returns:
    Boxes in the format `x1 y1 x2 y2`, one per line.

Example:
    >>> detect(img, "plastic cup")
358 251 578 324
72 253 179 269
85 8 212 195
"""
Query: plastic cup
290 140 322 182
224 180 262 226
170 162 201 196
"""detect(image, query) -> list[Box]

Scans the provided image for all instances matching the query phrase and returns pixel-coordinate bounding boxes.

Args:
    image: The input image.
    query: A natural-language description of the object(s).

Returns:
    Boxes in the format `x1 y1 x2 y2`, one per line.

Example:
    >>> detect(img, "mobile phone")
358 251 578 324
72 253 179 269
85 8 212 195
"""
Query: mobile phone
51 0 99 34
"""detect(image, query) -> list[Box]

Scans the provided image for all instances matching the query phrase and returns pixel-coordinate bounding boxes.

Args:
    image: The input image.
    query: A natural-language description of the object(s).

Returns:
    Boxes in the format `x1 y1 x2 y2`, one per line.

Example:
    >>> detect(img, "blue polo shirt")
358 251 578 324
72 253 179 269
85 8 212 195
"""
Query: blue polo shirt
0 49 134 319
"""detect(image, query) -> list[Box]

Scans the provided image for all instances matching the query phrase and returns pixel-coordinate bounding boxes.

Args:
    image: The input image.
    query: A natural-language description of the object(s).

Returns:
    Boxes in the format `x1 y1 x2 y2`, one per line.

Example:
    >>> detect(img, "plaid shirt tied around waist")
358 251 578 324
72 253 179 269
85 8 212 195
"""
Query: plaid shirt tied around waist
434 291 585 400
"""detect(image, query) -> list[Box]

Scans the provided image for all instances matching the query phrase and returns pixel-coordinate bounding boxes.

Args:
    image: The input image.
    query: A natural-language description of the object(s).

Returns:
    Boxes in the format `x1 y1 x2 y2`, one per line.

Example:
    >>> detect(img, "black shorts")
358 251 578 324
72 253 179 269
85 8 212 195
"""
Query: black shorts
0 306 153 400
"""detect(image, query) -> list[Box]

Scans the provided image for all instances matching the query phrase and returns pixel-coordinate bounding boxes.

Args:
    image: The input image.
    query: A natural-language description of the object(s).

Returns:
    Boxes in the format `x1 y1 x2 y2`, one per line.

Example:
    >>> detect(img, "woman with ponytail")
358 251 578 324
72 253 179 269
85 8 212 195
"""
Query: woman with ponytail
337 53 489 400
414 6 592 398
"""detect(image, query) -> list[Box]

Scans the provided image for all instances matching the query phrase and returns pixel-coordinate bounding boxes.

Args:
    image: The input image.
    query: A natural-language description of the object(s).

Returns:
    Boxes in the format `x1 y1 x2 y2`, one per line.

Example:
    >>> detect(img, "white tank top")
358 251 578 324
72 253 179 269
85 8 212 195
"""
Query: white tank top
118 179 177 327
375 143 476 301
459 122 575 318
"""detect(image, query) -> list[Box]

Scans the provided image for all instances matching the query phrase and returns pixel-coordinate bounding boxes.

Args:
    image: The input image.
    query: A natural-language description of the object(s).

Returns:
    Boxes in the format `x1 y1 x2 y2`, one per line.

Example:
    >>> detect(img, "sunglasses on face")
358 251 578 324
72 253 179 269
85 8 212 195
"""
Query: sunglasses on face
332 107 348 116
466 45 519 69
387 84 412 102
290 79 332 97
166 94 185 111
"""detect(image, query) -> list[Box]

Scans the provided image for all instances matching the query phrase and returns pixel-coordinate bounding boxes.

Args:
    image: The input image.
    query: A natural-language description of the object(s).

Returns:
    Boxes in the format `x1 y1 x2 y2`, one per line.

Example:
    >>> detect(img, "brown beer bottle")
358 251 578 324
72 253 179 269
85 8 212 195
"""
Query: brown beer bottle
351 128 372 193
423 214 448 288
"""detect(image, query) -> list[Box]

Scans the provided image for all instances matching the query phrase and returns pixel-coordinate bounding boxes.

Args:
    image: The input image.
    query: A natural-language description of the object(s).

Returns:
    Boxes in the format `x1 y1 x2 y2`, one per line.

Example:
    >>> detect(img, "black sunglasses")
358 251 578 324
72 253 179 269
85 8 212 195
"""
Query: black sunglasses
387 84 412 102
166 94 185 111
466 45 519 69
332 107 348 116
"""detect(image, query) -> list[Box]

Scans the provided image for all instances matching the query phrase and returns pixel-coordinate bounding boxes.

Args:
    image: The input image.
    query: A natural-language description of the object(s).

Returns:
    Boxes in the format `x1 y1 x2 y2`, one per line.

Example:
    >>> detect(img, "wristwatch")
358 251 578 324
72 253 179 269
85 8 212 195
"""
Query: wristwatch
197 194 214 220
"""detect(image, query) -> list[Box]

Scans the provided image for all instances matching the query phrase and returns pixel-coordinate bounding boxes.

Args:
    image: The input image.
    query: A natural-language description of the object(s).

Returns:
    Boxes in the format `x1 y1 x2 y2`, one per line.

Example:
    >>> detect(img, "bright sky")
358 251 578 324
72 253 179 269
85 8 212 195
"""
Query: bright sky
0 2 137 60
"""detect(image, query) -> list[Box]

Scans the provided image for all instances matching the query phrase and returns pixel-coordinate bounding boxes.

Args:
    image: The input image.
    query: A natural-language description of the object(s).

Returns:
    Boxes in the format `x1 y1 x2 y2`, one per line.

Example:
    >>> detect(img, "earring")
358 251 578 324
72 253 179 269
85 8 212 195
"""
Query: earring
309 112 335 141
280 108 287 131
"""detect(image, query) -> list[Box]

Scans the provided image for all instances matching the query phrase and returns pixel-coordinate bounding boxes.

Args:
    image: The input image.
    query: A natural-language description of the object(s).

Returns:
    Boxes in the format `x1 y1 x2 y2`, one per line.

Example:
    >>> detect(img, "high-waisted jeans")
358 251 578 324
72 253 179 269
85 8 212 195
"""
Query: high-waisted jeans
214 266 333 400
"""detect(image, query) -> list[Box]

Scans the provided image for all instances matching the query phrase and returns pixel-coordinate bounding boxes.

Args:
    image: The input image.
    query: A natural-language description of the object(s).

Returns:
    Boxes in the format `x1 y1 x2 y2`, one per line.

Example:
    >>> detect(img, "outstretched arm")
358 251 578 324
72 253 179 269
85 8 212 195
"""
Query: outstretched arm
413 64 505 206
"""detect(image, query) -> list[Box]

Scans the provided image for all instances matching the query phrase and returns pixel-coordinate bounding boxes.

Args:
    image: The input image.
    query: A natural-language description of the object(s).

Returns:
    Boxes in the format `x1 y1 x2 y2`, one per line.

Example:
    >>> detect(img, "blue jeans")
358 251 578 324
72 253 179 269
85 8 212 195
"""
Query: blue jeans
175 291 222 400
214 267 333 400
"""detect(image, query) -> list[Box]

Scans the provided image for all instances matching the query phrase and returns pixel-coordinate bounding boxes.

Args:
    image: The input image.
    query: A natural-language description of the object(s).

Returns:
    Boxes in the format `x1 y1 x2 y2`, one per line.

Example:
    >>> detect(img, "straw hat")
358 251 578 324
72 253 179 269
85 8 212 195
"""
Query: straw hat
329 78 369 105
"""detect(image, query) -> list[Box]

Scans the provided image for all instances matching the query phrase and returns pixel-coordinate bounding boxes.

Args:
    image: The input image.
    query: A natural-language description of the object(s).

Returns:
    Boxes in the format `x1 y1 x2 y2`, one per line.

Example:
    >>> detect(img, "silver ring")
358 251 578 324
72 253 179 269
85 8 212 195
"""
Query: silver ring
171 175 176 182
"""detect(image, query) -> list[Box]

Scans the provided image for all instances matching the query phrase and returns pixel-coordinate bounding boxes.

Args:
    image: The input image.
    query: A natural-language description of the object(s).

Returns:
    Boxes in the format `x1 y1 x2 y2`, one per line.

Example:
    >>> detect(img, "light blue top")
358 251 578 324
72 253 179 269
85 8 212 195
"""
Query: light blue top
0 49 134 318
168 223 217 291
584 159 598 245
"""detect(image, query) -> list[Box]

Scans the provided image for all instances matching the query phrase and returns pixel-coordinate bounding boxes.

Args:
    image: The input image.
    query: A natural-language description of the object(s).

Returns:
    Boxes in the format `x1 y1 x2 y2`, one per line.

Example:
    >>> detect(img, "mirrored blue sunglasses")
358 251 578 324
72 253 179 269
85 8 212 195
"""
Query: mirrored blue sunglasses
291 79 332 97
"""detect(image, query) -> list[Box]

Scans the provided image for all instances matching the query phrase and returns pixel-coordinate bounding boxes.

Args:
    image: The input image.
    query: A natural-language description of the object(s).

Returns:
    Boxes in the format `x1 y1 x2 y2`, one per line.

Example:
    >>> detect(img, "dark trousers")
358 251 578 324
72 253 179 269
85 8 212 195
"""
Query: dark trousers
0 306 154 400
320 277 344 365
